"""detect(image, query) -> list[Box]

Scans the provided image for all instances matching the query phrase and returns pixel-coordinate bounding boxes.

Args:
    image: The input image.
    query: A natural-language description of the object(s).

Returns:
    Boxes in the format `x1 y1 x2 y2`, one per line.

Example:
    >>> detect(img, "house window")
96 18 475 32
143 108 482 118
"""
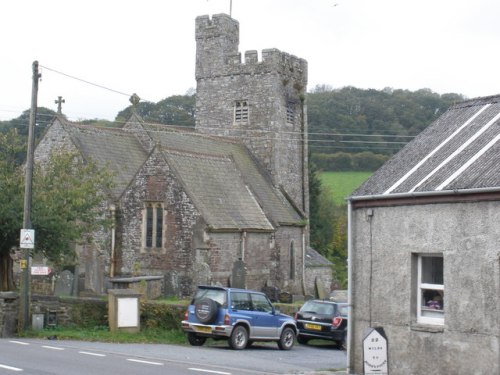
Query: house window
143 202 164 249
234 100 249 123
417 254 444 325
290 241 296 280
286 102 295 124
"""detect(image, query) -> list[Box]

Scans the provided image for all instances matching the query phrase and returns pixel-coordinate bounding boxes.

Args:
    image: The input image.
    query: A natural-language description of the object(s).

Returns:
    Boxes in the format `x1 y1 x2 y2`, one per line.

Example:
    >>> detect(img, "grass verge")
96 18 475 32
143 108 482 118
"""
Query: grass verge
20 326 187 345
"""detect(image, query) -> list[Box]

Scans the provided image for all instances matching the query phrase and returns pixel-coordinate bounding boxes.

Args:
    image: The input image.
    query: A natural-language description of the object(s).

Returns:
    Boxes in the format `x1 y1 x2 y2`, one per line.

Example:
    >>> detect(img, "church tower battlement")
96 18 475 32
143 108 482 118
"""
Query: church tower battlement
195 13 309 215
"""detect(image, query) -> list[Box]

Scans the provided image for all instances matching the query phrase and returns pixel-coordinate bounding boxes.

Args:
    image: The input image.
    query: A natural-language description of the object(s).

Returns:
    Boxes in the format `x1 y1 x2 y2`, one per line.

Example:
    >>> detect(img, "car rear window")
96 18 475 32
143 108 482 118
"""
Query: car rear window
300 300 334 315
337 304 348 317
192 288 227 307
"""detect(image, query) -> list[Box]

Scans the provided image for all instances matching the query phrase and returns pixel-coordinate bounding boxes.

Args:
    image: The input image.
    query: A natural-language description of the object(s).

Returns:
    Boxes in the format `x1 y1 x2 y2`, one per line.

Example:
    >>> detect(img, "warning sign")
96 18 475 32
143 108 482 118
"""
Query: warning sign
20 229 35 249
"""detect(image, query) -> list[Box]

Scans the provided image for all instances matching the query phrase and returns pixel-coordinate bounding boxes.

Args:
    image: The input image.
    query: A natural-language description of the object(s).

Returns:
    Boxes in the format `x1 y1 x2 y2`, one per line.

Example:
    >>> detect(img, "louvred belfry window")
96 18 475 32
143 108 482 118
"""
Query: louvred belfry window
234 100 249 123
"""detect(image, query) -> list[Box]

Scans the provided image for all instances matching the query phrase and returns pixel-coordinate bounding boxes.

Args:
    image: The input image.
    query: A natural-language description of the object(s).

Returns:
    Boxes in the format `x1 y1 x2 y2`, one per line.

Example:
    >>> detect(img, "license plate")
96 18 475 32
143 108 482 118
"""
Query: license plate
304 323 322 331
194 326 212 333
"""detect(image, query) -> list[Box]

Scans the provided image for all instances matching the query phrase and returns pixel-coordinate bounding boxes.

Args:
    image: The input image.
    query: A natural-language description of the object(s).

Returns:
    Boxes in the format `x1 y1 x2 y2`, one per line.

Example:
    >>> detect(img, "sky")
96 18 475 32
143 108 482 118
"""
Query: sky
2 0 500 122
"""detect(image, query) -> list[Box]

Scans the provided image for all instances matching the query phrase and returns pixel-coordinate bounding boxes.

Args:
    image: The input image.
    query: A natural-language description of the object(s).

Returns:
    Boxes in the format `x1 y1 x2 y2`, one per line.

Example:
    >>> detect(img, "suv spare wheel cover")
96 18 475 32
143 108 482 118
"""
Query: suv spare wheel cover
195 298 218 323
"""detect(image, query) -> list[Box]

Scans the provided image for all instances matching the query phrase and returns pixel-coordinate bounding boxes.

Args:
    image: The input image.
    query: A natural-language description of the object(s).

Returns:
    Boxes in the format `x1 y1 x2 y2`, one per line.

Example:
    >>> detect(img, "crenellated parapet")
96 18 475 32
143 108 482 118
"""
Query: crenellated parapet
195 14 307 87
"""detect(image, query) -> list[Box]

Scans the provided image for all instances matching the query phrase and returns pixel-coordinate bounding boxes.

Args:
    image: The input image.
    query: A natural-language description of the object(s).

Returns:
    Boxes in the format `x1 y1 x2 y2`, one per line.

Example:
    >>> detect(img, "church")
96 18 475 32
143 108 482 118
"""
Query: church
34 14 332 298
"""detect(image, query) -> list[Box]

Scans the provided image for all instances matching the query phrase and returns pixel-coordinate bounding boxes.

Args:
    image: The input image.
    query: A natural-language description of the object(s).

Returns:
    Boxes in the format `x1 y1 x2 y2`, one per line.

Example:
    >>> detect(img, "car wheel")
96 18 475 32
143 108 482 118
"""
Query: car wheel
187 332 206 346
194 298 218 324
278 327 295 350
297 335 309 345
229 325 248 350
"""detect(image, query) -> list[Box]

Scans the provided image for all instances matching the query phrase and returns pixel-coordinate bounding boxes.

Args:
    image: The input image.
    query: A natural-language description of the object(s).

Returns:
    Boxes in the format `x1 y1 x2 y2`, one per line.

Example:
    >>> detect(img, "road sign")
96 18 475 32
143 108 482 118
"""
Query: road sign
363 327 389 374
20 229 35 249
31 266 52 276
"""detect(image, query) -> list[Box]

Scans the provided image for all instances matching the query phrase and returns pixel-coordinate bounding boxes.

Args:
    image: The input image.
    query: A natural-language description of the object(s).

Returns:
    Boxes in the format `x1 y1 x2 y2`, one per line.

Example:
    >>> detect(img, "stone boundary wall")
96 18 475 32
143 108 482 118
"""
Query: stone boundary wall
0 292 19 337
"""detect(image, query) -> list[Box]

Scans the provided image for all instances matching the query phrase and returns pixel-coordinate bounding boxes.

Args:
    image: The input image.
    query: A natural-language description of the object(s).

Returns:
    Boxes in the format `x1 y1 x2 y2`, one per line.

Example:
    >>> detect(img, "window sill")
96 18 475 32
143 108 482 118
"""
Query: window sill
411 323 444 333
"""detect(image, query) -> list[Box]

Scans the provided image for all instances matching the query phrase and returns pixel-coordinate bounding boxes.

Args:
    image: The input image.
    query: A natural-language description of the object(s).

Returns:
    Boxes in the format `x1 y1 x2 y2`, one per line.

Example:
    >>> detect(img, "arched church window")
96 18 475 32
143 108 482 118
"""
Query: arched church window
143 202 164 250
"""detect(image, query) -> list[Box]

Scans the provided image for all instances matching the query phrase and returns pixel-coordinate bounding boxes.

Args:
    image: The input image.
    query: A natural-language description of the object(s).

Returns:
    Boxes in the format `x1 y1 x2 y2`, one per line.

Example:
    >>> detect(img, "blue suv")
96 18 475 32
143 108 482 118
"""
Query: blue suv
182 285 297 350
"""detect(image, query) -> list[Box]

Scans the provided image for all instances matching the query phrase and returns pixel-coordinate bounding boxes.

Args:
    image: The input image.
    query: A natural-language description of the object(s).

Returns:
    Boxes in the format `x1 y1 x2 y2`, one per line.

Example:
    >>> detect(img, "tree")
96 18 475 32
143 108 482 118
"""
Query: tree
0 130 114 291
0 130 25 290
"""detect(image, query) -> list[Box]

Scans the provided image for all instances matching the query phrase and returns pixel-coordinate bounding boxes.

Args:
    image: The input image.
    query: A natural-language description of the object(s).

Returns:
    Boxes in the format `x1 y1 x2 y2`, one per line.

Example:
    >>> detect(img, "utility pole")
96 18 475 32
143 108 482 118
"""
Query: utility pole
19 60 41 331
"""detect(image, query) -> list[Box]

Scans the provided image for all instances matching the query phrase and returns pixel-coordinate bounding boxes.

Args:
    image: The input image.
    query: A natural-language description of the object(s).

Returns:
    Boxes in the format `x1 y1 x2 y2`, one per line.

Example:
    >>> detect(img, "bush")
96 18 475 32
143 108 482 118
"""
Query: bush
140 301 186 330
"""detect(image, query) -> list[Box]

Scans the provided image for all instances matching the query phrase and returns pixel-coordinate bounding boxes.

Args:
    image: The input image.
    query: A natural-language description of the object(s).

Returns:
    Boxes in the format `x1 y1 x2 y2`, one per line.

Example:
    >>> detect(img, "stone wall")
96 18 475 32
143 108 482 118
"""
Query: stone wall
350 200 500 375
31 295 107 328
195 13 308 212
0 292 18 337
119 148 202 297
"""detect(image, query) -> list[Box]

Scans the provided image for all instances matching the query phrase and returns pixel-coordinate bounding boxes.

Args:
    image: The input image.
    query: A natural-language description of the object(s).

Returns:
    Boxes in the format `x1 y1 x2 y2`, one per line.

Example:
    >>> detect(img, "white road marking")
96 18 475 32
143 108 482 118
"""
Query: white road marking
41 345 64 350
79 351 106 357
8 341 29 346
188 368 232 375
126 359 163 366
0 363 23 371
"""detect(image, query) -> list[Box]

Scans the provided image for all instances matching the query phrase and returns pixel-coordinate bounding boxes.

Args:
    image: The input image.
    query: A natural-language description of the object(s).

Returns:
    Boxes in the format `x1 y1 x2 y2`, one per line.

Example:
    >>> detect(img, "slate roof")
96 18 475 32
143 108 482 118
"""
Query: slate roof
352 95 500 197
55 117 303 230
61 122 148 198
145 125 303 227
164 150 273 230
305 247 332 267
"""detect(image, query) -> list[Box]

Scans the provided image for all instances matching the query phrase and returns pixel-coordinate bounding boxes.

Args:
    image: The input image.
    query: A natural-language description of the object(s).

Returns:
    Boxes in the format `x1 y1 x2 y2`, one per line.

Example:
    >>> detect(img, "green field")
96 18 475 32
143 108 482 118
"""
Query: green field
320 171 372 205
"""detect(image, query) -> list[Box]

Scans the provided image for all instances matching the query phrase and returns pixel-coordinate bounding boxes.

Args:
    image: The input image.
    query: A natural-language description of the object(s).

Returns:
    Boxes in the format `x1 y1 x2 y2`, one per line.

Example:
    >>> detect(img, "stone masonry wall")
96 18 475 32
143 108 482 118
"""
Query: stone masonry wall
119 148 201 297
195 13 308 212
350 200 500 375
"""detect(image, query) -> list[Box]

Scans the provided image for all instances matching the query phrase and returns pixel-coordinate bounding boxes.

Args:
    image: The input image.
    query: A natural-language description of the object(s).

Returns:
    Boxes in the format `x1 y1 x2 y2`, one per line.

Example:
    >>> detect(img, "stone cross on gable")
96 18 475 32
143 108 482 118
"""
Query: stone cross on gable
55 96 65 114
129 93 141 110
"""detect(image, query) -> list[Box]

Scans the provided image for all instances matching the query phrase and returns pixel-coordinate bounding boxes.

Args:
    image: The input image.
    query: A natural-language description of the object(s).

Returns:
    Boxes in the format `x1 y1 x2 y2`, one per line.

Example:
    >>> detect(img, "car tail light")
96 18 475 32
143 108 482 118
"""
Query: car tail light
224 313 230 325
184 310 189 320
332 316 343 328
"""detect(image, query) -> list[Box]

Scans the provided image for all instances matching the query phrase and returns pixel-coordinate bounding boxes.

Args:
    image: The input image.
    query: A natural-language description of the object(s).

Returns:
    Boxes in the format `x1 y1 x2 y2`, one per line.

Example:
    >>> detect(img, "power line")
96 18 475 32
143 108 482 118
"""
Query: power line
40 65 133 98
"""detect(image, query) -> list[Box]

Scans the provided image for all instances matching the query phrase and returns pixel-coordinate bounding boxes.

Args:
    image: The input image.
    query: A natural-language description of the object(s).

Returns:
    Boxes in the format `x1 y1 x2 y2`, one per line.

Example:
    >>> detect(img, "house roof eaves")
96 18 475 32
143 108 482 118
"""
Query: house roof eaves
348 186 500 208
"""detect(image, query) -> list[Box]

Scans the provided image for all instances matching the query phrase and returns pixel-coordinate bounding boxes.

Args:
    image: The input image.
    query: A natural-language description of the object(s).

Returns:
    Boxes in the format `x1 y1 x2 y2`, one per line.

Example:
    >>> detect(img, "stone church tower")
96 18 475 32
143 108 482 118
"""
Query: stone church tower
195 14 309 215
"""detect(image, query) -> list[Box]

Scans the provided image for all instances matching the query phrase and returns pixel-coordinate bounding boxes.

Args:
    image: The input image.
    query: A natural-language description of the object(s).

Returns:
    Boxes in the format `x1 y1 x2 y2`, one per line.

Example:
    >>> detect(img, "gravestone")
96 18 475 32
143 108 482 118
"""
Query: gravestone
315 276 328 299
279 291 293 303
231 260 246 289
262 286 280 302
54 270 74 296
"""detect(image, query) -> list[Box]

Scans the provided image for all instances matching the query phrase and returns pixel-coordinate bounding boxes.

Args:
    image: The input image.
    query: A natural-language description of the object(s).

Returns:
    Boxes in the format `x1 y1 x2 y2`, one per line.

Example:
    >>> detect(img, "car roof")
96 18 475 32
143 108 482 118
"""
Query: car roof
305 299 346 305
197 285 264 294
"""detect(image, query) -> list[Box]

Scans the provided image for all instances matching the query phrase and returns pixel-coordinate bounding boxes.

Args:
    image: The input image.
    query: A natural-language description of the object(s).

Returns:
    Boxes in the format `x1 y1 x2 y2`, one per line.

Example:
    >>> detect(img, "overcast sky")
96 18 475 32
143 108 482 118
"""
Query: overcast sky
2 0 499 122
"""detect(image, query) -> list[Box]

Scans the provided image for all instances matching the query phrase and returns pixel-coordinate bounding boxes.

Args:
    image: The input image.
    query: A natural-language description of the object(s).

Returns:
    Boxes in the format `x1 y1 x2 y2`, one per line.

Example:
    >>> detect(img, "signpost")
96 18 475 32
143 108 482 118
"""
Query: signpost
363 327 389 375
20 229 35 249
31 266 51 276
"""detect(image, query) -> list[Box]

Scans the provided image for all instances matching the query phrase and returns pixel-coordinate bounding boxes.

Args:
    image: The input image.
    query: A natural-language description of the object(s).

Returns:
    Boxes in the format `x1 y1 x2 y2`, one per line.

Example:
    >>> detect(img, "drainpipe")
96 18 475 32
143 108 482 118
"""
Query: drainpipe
302 229 307 295
109 204 116 278
346 200 354 374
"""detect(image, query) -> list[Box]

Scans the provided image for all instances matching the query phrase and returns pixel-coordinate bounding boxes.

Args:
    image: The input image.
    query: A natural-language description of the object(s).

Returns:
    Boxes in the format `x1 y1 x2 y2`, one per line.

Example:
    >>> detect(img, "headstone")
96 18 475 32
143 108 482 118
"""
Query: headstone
315 277 328 299
231 259 246 289
262 286 280 302
363 327 389 375
279 291 293 304
192 262 211 288
54 270 74 296
164 271 179 297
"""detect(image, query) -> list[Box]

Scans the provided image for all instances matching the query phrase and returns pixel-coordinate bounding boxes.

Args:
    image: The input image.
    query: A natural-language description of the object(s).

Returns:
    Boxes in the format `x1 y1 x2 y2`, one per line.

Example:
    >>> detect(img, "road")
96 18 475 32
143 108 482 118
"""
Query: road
0 338 346 374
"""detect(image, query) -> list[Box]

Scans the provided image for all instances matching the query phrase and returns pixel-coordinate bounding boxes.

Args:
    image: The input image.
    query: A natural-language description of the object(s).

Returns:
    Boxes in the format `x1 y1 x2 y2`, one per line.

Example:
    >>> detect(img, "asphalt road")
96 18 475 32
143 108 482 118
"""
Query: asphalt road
0 338 346 374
